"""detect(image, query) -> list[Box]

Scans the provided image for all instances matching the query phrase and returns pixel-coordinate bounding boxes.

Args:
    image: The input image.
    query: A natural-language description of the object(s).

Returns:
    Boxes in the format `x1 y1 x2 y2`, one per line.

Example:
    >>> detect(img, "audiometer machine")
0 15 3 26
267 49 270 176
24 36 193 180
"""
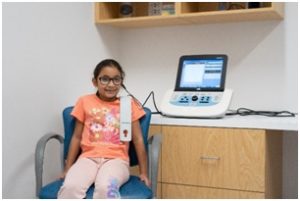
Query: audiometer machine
160 55 233 118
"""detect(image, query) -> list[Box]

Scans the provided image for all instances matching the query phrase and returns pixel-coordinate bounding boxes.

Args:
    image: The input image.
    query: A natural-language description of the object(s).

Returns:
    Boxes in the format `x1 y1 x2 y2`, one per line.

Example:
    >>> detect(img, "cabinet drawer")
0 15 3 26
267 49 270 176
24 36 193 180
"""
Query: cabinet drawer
162 126 265 192
162 183 265 198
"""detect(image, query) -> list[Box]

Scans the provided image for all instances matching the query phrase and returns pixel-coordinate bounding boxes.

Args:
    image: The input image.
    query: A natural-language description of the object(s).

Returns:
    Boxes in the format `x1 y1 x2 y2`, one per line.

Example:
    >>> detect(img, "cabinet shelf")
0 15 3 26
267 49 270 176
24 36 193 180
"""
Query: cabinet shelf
94 2 284 28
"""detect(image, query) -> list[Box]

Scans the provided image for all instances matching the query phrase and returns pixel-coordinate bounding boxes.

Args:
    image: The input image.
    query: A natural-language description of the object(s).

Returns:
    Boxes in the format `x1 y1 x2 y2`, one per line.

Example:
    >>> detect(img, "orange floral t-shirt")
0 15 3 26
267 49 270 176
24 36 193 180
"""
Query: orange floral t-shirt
71 94 145 161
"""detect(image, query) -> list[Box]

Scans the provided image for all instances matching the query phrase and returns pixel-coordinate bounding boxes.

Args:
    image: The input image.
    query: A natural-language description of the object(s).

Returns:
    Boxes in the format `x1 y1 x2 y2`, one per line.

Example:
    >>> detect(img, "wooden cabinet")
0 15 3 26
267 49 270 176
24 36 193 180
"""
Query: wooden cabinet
94 2 284 28
151 125 282 198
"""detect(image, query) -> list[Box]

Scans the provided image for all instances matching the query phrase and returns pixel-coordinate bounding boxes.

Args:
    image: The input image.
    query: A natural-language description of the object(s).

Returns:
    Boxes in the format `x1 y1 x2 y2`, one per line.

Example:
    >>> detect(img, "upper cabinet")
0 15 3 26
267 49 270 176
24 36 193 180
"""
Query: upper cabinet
94 2 284 28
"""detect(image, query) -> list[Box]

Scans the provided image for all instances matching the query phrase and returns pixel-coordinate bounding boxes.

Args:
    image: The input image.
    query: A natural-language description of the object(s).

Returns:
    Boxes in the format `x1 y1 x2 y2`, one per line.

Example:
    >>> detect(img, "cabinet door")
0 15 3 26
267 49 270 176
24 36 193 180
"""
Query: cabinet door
162 126 265 192
162 183 265 199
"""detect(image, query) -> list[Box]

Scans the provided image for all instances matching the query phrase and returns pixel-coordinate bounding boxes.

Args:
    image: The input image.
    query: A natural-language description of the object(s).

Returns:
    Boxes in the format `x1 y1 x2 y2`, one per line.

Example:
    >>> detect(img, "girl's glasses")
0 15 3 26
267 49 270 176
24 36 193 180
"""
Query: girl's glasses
99 76 123 85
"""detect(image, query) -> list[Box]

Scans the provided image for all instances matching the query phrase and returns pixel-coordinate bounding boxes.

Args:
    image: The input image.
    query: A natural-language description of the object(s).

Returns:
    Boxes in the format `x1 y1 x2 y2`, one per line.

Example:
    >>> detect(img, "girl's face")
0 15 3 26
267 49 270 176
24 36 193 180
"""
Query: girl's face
93 66 123 101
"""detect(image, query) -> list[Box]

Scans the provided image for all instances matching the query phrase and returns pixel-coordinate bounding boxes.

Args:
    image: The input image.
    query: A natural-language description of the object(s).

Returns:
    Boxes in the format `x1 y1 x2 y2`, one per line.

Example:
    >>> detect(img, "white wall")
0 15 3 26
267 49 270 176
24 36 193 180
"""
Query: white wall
2 2 297 198
2 3 121 198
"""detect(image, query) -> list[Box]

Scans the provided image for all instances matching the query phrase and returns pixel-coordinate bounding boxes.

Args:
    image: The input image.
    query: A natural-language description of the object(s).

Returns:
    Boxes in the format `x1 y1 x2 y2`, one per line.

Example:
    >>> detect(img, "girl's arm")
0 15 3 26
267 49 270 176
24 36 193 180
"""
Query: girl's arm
60 120 83 178
132 120 151 187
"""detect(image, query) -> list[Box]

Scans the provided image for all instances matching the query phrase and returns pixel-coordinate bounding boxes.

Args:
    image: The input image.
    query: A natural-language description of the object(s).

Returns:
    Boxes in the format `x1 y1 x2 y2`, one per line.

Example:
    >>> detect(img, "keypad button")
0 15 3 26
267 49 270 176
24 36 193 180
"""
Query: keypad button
192 96 198 101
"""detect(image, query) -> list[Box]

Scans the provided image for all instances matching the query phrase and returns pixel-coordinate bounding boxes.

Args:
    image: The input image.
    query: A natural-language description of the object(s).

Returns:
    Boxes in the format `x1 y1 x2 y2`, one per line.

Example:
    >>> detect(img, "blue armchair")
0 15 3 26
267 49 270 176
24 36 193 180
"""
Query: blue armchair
35 106 161 198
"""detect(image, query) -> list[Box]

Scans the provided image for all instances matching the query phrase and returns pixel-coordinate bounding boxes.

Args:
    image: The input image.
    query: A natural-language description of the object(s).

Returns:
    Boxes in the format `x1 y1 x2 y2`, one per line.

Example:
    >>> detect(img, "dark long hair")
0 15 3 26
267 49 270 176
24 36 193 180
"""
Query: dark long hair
93 59 125 79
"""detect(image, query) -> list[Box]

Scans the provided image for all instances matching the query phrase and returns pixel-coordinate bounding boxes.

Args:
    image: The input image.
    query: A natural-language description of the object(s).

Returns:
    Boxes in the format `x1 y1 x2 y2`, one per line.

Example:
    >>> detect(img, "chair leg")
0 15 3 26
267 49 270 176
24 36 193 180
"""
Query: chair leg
147 134 162 198
35 133 64 197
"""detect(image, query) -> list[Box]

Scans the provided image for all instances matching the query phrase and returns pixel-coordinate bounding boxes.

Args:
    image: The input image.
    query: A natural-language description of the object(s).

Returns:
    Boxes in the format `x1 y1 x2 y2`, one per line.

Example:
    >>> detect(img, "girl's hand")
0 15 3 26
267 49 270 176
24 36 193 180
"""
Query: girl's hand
58 172 66 179
139 174 151 187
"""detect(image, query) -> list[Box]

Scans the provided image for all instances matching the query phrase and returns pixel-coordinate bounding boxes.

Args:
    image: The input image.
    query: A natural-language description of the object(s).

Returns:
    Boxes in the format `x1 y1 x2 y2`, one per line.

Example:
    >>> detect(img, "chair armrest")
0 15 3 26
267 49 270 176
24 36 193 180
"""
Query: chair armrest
35 133 64 197
147 134 162 198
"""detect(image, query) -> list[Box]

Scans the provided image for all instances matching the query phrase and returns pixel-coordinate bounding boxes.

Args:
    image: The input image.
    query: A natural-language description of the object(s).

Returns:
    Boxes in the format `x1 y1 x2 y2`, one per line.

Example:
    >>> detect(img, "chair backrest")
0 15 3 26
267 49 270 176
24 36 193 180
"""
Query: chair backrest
62 106 152 166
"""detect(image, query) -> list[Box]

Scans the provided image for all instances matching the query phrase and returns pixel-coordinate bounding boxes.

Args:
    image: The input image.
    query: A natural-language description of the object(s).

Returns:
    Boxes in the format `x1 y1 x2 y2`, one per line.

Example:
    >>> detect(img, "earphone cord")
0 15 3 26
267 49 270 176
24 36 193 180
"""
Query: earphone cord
122 85 162 114
142 91 162 114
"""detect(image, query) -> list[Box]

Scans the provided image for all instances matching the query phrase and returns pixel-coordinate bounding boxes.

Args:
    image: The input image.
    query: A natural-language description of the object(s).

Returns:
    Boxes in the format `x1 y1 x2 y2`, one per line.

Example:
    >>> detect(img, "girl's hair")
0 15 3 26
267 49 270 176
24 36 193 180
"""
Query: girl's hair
93 59 125 79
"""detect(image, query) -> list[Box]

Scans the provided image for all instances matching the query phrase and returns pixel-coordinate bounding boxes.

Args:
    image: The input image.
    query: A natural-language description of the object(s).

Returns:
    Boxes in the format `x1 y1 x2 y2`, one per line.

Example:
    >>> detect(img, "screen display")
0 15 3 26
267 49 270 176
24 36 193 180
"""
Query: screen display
175 55 227 91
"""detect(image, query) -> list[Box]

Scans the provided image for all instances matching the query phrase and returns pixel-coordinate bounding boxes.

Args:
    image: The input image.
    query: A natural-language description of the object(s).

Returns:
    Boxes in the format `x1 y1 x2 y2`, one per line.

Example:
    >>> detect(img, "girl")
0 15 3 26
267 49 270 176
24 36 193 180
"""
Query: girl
57 59 150 198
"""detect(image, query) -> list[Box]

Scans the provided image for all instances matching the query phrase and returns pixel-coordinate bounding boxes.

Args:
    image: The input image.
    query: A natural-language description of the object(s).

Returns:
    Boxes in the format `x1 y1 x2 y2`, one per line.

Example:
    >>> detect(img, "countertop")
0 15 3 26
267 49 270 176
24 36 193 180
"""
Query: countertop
151 114 298 131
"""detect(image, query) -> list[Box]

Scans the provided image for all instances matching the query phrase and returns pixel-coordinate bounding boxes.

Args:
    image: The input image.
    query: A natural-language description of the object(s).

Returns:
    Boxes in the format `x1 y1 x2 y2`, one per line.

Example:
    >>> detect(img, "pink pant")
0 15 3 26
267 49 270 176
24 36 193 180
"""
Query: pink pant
57 157 129 199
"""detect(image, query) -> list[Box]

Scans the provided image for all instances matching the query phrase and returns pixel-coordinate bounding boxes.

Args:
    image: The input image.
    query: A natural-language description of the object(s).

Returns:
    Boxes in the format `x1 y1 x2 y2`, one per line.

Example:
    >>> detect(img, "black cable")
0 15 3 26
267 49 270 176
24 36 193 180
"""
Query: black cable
142 91 153 107
142 91 162 115
121 85 161 115
226 108 296 117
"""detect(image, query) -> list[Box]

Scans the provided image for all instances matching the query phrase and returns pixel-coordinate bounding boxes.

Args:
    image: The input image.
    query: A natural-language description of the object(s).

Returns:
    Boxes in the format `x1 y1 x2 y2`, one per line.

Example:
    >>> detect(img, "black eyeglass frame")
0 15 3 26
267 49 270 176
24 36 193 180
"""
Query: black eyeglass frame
98 76 123 85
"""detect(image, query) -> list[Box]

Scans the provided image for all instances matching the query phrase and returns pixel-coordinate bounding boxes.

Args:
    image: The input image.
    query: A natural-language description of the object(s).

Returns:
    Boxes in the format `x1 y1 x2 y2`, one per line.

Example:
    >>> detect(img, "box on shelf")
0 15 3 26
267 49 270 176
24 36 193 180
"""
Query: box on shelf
149 2 162 16
148 2 175 16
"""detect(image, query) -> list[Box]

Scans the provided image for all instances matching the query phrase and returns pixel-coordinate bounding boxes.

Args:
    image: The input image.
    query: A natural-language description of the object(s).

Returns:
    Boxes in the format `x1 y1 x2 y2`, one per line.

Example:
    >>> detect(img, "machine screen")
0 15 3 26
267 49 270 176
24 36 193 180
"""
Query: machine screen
175 55 227 91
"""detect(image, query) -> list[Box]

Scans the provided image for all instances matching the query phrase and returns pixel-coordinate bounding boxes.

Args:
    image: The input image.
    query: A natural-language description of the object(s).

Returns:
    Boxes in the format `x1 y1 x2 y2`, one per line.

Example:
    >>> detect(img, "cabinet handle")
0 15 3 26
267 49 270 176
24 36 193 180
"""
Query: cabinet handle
200 156 220 160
